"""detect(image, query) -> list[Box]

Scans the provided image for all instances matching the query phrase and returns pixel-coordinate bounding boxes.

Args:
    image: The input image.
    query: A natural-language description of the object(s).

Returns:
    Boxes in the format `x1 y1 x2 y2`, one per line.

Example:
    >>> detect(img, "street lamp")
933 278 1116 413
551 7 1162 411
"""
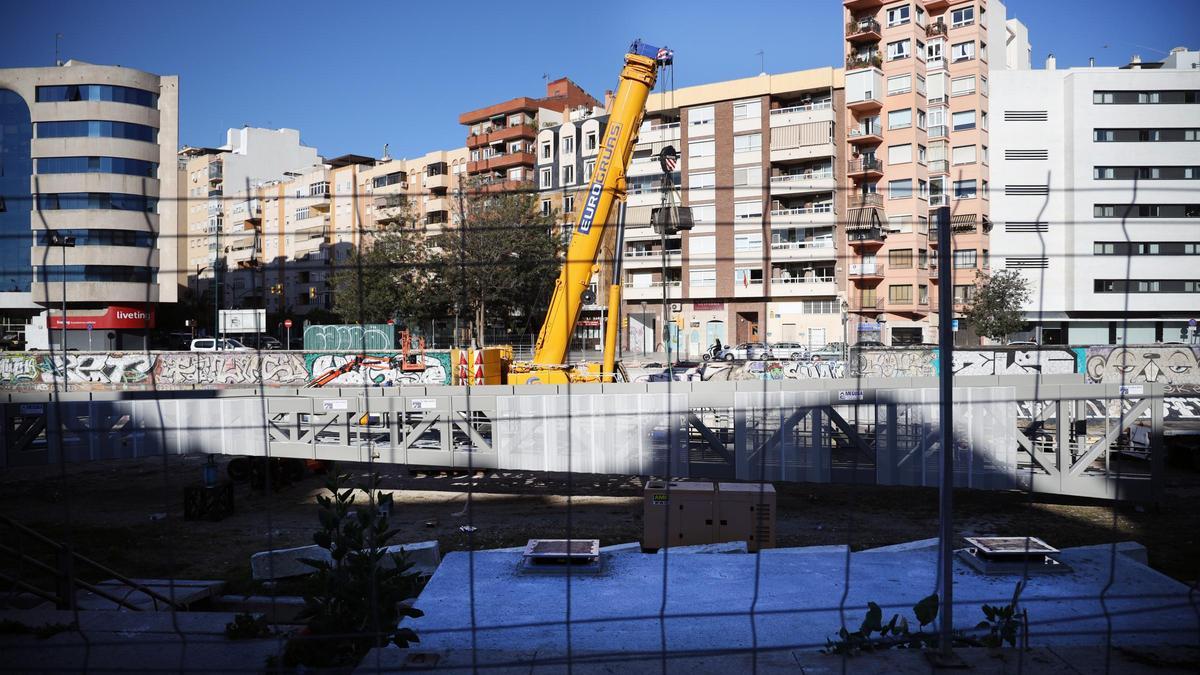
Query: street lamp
840 298 849 362
47 232 75 391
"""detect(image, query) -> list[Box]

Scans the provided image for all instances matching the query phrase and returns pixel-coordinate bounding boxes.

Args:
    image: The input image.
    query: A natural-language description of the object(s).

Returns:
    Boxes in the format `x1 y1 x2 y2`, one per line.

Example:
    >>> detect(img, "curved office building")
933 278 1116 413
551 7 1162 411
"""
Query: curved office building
0 60 178 350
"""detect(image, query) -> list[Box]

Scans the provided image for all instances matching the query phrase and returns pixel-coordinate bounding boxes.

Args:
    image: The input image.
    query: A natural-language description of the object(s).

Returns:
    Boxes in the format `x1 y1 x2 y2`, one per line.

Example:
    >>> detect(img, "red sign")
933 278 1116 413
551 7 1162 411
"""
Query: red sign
284 319 293 328
49 306 155 330
693 303 725 311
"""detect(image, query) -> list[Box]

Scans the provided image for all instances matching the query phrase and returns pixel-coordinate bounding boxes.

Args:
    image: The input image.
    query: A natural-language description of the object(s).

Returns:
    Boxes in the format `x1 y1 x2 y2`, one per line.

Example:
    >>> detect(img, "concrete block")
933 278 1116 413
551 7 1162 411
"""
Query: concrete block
380 540 441 577
767 544 849 555
658 541 748 554
858 537 940 554
599 542 643 554
1066 541 1148 566
250 545 331 581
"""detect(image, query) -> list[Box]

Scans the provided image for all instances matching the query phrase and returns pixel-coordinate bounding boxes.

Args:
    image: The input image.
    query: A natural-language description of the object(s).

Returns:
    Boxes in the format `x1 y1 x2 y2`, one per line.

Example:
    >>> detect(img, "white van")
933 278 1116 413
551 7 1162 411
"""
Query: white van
189 337 250 352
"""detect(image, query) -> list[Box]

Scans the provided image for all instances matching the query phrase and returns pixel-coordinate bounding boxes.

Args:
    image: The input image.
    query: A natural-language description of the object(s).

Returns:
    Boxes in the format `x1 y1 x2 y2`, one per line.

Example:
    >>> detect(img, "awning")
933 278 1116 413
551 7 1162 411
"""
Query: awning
847 207 882 229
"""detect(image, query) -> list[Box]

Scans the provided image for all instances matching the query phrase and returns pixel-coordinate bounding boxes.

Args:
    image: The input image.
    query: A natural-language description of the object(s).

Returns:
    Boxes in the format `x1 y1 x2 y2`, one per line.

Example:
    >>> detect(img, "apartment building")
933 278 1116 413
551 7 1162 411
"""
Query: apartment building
616 68 846 357
459 78 599 190
359 147 470 237
842 0 1028 345
0 61 178 350
991 48 1200 345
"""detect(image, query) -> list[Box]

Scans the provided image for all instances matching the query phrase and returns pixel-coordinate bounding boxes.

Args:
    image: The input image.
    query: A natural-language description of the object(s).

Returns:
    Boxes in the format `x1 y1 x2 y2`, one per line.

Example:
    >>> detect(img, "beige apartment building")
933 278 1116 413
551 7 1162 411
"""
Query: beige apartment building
615 68 846 357
842 0 1027 345
358 147 470 237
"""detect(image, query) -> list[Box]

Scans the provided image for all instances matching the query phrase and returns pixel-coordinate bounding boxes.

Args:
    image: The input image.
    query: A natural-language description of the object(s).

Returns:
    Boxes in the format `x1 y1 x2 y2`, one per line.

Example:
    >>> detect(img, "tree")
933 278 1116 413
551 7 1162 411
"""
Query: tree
429 180 560 345
963 269 1031 344
329 200 440 326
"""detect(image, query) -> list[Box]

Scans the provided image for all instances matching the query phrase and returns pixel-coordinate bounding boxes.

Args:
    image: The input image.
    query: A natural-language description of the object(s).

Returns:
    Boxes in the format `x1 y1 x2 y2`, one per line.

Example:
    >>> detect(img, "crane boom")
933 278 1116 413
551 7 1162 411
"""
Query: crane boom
526 41 671 371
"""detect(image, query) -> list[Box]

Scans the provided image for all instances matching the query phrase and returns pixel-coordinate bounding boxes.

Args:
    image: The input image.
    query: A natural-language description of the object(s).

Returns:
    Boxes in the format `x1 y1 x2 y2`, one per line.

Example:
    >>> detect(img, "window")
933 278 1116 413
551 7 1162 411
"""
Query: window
35 120 157 142
889 249 913 269
690 269 716 287
308 181 329 197
919 179 928 198
951 5 974 27
733 133 762 152
953 249 978 268
888 108 913 129
919 249 929 268
889 284 913 304
1094 90 1200 105
951 145 976 165
733 166 762 186
803 300 839 314
35 84 158 107
954 179 977 199
561 136 574 154
540 168 552 189
918 144 927 163
888 74 913 95
584 159 596 182
1094 204 1200 218
734 268 763 285
927 40 943 64
917 109 927 129
35 156 158 177
508 141 524 154
1093 166 1200 180
689 140 715 158
888 144 913 164
952 110 976 131
540 142 552 159
733 100 761 119
36 192 157 212
889 179 913 199
953 285 975 304
690 172 716 189
886 4 910 26
541 200 551 216
951 76 976 96
951 41 975 62
689 105 714 127
690 236 716 255
691 204 716 224
734 200 763 219
508 167 524 180
887 39 912 61
1095 128 1200 142
585 131 598 151
888 215 912 233
734 234 762 251
294 207 310 220
561 165 575 185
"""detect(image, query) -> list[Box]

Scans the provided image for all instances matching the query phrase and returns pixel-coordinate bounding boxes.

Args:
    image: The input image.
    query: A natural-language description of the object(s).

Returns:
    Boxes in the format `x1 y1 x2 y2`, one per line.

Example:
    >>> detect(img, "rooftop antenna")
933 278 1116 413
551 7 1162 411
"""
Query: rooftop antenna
55 33 63 66
381 143 391 162
756 49 765 75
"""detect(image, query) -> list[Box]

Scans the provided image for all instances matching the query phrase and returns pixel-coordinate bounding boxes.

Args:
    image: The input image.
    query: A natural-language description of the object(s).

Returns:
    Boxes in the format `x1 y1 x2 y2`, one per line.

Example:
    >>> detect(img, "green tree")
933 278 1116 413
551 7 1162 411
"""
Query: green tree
963 269 1032 344
329 200 440 326
429 181 560 345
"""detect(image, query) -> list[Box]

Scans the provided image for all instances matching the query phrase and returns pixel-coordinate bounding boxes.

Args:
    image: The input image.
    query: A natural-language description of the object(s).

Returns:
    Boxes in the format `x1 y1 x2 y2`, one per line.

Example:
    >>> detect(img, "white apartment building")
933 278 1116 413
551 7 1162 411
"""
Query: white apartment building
991 48 1200 345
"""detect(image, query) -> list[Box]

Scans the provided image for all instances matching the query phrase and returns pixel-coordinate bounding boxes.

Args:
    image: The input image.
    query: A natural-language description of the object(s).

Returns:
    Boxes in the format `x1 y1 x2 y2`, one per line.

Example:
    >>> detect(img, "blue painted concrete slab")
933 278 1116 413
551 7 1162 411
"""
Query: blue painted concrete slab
402 545 1198 655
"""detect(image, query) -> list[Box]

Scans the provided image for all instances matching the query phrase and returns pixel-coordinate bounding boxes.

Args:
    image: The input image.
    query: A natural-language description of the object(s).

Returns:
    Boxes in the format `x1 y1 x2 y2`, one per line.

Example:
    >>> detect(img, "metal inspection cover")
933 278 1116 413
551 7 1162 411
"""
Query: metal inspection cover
523 539 600 559
964 536 1059 557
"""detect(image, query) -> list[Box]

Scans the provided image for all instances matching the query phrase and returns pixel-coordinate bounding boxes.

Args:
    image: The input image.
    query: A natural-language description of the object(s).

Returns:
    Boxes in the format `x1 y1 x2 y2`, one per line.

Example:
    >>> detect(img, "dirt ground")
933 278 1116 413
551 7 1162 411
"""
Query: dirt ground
1 455 1197 591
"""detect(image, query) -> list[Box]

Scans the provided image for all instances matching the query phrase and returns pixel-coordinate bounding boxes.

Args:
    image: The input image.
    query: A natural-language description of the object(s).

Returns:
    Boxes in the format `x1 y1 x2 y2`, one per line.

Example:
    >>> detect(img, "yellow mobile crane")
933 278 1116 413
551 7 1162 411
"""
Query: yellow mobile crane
508 40 688 385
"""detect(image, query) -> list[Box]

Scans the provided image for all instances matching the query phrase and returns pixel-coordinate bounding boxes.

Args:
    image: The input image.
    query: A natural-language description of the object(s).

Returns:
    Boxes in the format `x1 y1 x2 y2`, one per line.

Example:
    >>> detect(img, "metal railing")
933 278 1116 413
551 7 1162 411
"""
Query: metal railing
846 54 882 70
770 239 835 250
850 193 884 208
848 157 883 173
848 262 886 276
773 275 835 285
770 170 834 184
846 18 882 36
770 100 833 115
848 123 883 138
770 203 835 217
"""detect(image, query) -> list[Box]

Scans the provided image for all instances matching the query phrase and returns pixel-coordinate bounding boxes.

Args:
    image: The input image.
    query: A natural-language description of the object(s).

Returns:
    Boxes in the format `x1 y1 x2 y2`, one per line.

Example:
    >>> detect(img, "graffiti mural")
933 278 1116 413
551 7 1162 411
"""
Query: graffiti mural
0 354 38 385
1084 345 1200 392
305 353 450 386
303 324 394 351
853 349 937 378
950 348 1080 377
154 353 308 387
37 353 156 386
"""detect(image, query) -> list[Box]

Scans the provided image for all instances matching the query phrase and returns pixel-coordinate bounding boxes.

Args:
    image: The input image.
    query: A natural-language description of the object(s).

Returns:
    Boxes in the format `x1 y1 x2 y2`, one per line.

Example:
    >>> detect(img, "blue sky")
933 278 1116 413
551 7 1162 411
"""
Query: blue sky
2 0 1196 159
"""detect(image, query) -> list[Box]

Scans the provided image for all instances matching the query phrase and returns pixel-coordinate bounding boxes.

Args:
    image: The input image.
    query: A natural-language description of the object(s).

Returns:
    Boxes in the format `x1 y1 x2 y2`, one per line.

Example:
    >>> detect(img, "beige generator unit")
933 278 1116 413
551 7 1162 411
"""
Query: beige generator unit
642 481 776 552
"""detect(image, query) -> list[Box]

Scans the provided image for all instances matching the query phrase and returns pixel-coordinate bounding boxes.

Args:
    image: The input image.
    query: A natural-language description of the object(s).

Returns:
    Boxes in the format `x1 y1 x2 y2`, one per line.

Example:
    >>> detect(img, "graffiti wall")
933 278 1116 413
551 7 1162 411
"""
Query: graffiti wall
303 324 394 351
1083 345 1200 392
0 351 454 390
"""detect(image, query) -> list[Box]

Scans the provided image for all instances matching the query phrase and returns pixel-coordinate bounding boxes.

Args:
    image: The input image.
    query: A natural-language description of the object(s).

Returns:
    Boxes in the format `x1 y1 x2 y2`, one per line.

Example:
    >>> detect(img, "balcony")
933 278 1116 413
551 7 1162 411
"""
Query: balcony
847 157 883 178
926 21 947 38
208 163 223 184
845 54 882 71
846 90 882 112
771 275 837 298
768 101 834 128
769 204 836 227
467 123 536 149
769 170 836 197
847 226 886 248
928 160 949 175
467 151 535 174
424 196 451 213
425 173 451 190
769 239 836 262
734 280 765 298
929 194 948 208
623 248 682 268
638 122 681 145
928 125 948 139
846 18 882 42
847 122 883 145
853 297 885 314
850 193 883 209
623 280 682 301
848 262 885 280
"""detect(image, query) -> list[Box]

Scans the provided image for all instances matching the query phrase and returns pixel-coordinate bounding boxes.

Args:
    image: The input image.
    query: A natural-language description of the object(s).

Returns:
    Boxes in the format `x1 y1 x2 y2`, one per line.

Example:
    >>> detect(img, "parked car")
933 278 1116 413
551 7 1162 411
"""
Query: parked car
770 342 810 360
190 337 250 352
1008 340 1039 347
810 345 843 361
730 341 772 361
239 334 283 350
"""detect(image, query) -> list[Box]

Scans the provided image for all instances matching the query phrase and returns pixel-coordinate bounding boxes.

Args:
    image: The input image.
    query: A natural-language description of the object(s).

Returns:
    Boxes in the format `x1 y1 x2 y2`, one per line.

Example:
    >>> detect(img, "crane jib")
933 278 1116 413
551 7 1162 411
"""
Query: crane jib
576 121 622 235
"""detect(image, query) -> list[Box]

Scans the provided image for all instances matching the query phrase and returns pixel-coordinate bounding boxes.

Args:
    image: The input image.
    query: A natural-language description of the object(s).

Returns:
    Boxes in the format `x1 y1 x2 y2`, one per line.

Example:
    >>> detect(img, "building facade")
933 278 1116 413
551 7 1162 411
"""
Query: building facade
991 48 1200 345
842 0 1028 345
0 60 178 350
619 68 846 358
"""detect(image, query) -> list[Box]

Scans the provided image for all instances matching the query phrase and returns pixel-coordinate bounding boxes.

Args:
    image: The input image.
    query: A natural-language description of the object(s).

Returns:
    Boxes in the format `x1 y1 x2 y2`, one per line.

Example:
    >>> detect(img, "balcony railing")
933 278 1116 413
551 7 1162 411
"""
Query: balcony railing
770 239 834 251
848 123 883 139
847 227 885 242
848 262 885 276
774 275 835 285
625 249 682 259
928 159 949 174
846 54 882 70
645 122 681 132
847 18 882 38
770 203 835 217
848 157 883 174
770 100 834 115
850 193 883 209
624 280 682 289
770 170 834 184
